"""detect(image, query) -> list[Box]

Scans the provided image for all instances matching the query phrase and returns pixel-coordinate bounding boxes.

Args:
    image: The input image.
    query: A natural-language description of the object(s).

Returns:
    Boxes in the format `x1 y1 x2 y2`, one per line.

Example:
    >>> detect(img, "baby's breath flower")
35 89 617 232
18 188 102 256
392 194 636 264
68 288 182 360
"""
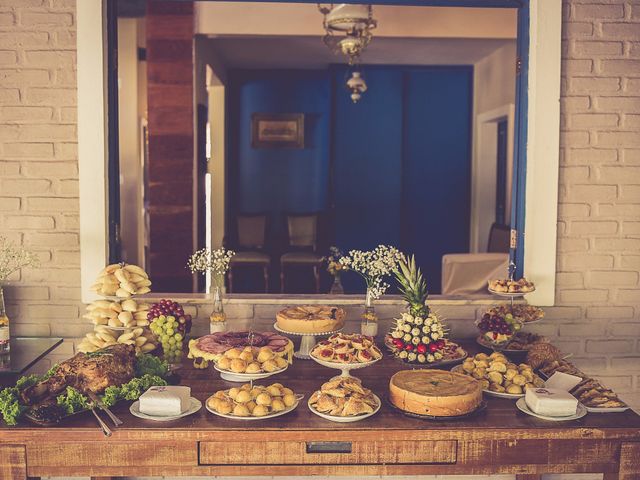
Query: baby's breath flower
338 245 405 299
187 248 235 287
0 236 39 283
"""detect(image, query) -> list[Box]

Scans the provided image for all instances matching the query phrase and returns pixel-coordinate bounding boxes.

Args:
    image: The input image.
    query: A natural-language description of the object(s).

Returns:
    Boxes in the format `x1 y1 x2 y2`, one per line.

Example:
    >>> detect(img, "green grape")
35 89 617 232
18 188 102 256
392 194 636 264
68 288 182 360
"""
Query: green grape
174 333 183 342
166 328 174 336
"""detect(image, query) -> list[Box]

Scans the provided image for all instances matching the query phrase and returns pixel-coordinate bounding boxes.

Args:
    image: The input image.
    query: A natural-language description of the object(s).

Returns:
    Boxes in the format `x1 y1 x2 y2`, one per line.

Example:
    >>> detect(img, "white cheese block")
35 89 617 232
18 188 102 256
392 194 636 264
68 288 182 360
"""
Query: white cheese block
525 387 578 417
139 386 191 417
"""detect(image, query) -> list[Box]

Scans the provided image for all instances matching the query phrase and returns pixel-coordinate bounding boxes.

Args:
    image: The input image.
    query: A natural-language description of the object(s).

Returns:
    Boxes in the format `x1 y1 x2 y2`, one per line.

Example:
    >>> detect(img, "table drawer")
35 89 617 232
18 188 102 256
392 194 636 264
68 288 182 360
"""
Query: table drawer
27 442 196 468
199 440 457 465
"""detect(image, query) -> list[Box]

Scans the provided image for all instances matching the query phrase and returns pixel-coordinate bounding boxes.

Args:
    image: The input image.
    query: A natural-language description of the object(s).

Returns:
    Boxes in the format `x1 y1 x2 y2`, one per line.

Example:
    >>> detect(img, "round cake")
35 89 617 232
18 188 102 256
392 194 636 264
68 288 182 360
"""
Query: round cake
276 306 346 334
389 369 482 417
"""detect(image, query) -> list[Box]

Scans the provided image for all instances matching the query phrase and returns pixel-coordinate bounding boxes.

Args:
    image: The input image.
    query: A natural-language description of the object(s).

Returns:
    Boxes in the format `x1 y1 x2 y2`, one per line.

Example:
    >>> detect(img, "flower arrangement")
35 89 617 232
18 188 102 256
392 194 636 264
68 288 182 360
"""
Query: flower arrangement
187 248 235 325
338 245 405 300
187 248 235 288
0 236 39 284
323 246 344 277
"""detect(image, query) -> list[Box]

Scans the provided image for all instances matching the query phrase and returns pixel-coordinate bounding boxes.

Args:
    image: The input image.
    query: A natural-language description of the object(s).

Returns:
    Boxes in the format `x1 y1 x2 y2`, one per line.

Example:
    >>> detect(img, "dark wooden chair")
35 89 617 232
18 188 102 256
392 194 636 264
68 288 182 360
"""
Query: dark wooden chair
487 222 511 253
227 213 271 293
279 212 323 293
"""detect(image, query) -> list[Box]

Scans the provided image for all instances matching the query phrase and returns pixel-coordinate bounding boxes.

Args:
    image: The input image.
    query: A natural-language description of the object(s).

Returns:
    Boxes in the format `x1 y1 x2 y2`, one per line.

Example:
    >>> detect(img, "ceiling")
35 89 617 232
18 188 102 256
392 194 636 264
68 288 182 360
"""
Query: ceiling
204 36 515 69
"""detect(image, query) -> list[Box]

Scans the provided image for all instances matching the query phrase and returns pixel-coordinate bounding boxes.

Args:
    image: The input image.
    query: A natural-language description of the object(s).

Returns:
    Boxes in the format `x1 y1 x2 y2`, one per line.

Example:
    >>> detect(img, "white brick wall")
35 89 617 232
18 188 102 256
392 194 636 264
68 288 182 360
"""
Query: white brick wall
0 0 638 414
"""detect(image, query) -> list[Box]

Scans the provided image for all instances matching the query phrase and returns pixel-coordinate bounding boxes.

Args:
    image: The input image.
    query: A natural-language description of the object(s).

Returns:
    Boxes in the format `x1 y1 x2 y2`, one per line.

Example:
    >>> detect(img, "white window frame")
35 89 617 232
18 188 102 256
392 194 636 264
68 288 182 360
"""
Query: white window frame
76 0 561 305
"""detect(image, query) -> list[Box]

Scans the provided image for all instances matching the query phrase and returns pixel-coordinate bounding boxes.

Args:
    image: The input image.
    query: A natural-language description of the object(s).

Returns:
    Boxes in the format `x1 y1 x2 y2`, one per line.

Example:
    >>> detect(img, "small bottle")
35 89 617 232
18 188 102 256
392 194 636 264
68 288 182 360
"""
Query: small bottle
0 287 10 354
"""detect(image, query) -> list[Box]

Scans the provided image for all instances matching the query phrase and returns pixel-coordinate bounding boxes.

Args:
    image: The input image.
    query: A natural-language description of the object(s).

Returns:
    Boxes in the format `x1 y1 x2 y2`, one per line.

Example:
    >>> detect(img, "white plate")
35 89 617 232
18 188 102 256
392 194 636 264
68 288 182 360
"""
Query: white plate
214 363 288 383
516 397 587 421
488 287 535 297
129 397 202 421
308 394 381 423
584 405 630 413
451 365 533 399
205 394 303 420
309 354 380 371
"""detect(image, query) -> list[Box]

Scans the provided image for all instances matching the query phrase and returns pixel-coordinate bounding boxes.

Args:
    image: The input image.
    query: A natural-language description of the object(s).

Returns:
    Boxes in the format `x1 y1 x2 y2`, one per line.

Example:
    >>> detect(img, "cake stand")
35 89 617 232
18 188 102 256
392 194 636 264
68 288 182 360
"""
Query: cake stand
273 324 343 360
213 363 288 383
309 354 380 380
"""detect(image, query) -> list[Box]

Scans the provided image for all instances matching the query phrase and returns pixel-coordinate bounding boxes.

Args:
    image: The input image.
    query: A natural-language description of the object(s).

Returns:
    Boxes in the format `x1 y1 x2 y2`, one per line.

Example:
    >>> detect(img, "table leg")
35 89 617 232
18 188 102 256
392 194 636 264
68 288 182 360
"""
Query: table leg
603 474 619 480
515 476 542 480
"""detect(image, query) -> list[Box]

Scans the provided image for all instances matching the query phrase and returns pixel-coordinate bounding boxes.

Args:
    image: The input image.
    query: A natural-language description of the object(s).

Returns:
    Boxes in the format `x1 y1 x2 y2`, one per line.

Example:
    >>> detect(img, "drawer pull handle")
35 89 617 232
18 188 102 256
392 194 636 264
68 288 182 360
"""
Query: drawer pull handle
306 441 352 454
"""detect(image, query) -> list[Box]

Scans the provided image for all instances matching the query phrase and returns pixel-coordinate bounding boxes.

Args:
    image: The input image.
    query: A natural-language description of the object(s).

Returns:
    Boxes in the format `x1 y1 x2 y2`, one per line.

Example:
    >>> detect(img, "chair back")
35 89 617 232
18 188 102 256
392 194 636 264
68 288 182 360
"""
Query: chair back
487 223 510 253
237 214 267 250
286 213 318 250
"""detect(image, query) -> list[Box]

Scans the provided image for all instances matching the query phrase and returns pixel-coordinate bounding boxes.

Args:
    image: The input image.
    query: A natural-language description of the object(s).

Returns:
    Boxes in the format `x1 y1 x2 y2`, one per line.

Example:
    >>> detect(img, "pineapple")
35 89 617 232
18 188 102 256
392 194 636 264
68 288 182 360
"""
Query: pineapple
395 255 430 317
389 255 446 364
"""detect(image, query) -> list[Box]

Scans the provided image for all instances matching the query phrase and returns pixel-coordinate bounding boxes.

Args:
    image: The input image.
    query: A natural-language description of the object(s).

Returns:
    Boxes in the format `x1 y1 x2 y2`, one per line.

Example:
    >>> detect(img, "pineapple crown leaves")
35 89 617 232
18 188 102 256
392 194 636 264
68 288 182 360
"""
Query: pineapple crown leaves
394 255 429 308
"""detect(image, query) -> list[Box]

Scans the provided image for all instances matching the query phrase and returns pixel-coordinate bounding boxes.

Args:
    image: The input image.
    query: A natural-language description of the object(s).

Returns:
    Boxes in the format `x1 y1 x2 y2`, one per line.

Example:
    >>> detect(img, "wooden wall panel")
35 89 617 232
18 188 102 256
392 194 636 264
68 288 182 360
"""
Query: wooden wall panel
146 1 194 292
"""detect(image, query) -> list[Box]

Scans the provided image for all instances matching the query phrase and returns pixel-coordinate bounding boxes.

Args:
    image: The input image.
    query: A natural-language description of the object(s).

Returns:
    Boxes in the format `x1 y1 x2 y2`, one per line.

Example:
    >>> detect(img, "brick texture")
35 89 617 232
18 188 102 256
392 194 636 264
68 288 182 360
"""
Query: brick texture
0 0 639 414
557 0 640 405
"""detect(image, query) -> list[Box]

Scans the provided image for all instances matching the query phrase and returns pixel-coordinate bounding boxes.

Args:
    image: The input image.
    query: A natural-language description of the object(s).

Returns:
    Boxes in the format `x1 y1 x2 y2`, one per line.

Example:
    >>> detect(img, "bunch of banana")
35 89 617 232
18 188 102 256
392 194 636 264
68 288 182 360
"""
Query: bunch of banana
83 298 151 328
91 263 152 298
77 326 157 354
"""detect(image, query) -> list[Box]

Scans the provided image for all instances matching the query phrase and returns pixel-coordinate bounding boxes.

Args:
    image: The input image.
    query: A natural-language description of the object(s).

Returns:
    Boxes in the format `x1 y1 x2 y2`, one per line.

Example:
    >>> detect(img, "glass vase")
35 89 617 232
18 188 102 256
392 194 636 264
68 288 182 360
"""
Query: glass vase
209 285 227 334
360 287 378 337
0 287 9 354
329 275 344 294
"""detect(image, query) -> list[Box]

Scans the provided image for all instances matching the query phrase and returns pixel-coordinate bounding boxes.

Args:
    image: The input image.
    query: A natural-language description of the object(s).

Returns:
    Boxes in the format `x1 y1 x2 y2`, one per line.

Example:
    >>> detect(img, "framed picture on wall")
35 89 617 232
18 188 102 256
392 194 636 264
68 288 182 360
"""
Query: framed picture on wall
251 113 305 149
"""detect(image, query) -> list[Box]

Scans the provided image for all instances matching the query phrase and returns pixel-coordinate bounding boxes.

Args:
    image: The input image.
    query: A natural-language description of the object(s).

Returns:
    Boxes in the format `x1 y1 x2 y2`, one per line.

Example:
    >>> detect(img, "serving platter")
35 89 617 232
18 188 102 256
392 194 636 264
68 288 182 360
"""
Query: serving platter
475 335 522 352
384 335 468 368
214 363 288 383
309 353 380 379
129 397 202 421
584 405 630 413
516 397 587 421
273 323 343 360
488 287 536 297
307 394 381 423
386 396 488 421
205 394 303 421
450 365 542 399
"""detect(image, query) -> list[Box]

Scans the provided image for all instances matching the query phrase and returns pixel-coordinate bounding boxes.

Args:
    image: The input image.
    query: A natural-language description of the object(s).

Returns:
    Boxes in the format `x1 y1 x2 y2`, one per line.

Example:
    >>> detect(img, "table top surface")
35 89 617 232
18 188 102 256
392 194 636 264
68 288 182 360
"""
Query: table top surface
0 337 63 376
3 339 639 436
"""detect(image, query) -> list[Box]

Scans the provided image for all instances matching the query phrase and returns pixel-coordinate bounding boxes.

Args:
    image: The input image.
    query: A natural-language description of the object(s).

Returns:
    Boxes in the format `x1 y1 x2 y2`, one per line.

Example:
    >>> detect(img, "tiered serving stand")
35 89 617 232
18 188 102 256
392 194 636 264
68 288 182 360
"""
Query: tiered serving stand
273 324 343 360
480 261 541 353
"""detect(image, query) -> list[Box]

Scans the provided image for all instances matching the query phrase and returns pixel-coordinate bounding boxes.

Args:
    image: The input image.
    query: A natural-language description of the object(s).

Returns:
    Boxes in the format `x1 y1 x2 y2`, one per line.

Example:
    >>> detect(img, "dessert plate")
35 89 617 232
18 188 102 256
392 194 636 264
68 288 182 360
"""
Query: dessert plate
584 405 630 413
129 397 202 422
205 394 303 421
307 394 381 423
309 353 380 380
516 397 587 421
214 363 288 383
451 365 537 399
488 287 536 297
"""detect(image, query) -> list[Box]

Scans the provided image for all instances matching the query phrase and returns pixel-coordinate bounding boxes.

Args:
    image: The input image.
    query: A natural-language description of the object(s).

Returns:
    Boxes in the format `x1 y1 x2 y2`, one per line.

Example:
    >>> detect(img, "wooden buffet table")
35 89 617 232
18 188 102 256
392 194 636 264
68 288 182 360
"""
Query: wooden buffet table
1 341 639 480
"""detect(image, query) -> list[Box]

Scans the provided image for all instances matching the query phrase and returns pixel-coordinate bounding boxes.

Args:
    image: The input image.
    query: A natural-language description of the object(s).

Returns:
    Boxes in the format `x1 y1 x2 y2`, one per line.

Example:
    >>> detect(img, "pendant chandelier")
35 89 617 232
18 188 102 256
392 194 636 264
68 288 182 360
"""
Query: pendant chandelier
318 4 377 103
317 3 377 65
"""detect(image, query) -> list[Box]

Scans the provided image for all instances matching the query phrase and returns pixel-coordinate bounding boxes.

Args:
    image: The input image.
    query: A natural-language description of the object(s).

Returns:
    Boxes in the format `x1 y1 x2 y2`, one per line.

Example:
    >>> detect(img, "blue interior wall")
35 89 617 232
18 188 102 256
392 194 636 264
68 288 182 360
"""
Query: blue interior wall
332 67 404 294
402 67 472 292
228 66 472 293
228 69 331 247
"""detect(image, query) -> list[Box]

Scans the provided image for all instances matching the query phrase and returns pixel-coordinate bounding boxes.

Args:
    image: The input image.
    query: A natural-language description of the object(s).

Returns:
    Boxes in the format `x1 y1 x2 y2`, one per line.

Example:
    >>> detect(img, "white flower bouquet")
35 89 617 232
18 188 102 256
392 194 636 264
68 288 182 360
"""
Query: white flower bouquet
0 236 39 284
338 245 405 300
187 248 235 288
